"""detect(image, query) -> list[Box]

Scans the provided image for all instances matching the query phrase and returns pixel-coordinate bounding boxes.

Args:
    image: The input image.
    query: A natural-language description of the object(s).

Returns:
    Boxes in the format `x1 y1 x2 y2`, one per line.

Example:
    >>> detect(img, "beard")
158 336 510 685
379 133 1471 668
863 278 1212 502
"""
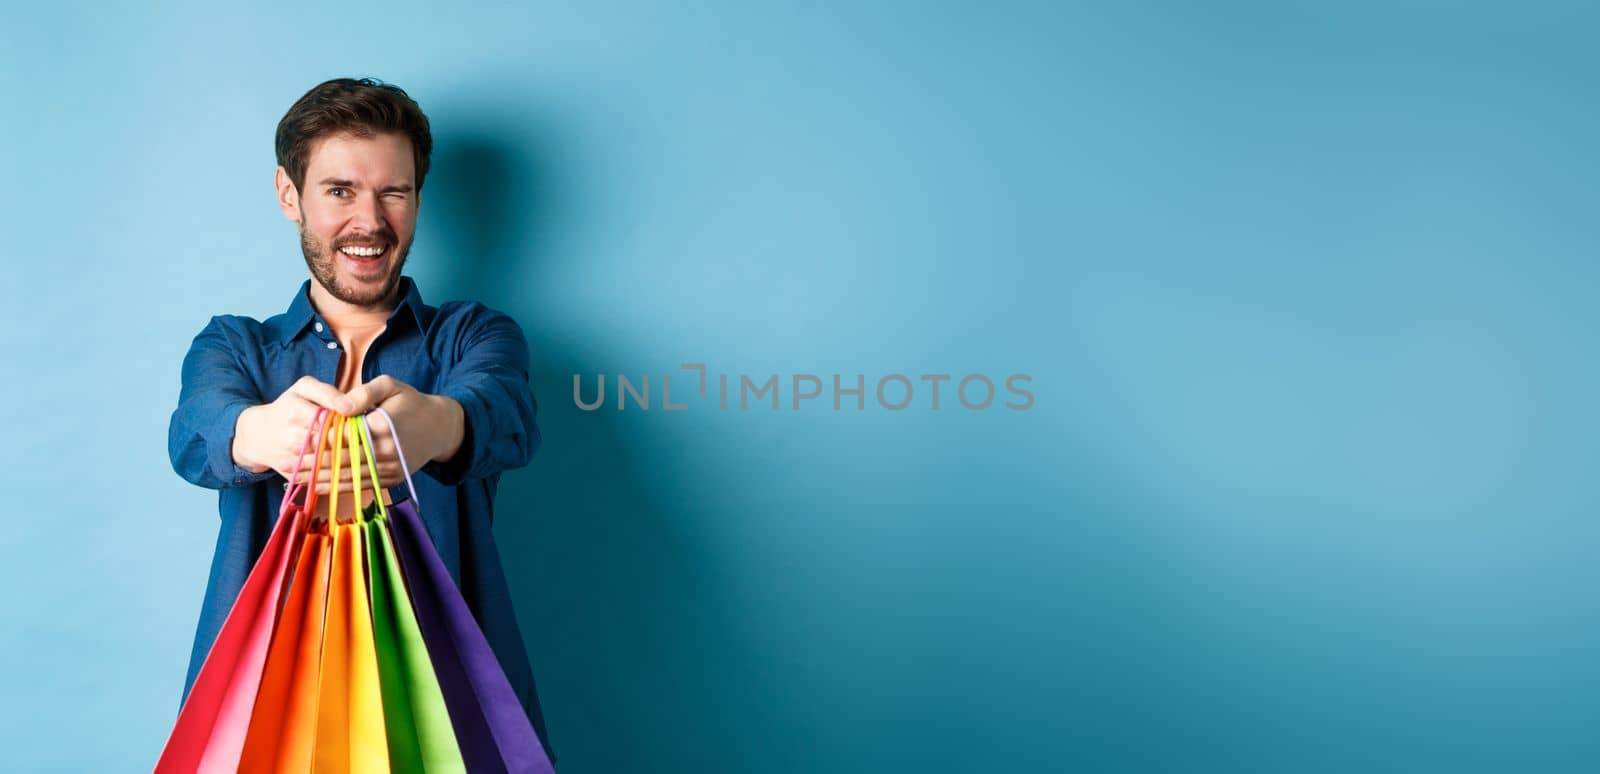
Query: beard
299 220 410 307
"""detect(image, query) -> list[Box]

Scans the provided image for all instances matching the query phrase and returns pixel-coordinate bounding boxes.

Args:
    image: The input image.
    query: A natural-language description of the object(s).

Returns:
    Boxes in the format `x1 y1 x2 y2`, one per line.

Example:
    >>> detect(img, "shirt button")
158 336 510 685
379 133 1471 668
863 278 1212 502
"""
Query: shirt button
326 341 338 350
315 322 324 333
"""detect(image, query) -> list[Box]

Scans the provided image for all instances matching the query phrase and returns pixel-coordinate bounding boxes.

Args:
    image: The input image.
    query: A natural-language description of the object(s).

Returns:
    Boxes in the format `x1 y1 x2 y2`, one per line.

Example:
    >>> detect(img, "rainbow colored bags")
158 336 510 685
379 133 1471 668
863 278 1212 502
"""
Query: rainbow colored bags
157 408 556 773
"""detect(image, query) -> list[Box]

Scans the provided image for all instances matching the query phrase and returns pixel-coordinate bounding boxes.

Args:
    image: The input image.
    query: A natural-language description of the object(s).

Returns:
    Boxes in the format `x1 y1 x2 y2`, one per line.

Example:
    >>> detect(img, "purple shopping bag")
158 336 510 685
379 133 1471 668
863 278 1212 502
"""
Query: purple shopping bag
364 409 557 774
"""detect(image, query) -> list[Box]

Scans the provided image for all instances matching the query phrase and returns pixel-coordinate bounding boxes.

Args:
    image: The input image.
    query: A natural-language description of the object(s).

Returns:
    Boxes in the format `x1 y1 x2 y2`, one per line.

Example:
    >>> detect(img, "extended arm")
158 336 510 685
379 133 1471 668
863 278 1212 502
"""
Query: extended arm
167 317 276 489
344 307 539 487
169 316 354 490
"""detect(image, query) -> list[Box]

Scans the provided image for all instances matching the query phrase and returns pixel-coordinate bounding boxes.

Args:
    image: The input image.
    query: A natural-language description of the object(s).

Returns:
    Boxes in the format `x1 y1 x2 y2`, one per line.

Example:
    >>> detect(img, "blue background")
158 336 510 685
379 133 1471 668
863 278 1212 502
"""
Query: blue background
3 1 1598 771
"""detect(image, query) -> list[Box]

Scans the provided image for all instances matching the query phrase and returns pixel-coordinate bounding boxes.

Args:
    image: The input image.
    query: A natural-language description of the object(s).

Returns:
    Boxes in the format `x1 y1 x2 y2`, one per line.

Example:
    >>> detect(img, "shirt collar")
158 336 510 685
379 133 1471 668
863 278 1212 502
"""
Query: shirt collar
269 275 427 344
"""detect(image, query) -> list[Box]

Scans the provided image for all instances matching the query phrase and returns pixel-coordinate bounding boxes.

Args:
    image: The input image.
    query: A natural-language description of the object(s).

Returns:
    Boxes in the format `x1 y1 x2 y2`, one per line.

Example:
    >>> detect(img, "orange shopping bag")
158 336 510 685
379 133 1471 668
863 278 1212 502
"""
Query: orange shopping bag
236 528 330 773
311 416 390 772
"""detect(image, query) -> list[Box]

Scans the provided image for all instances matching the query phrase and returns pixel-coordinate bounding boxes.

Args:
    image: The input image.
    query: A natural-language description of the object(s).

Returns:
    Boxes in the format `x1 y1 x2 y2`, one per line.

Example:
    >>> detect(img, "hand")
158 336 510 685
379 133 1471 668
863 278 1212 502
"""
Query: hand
292 376 466 495
296 415 411 496
232 376 354 483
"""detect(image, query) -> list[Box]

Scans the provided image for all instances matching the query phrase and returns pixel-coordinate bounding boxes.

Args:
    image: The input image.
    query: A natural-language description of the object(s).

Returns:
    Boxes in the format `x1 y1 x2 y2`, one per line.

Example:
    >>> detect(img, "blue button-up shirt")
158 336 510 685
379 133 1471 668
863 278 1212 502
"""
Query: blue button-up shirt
167 275 556 763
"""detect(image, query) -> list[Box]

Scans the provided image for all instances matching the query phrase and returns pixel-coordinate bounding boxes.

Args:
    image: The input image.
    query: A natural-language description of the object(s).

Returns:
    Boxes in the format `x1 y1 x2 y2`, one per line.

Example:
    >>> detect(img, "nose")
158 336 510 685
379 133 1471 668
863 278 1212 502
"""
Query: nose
349 191 386 236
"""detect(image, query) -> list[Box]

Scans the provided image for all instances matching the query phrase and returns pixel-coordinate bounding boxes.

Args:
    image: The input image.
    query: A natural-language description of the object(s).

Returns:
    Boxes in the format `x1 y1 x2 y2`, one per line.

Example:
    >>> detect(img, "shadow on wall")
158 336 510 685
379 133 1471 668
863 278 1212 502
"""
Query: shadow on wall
417 102 1194 774
422 113 745 773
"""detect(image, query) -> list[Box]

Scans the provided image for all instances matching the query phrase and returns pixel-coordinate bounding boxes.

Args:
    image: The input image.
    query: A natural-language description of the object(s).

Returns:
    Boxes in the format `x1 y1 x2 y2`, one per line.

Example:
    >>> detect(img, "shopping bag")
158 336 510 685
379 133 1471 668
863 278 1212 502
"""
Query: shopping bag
156 409 332 773
366 408 557 774
161 408 551 773
312 417 391 772
236 528 329 773
238 413 464 774
354 414 466 773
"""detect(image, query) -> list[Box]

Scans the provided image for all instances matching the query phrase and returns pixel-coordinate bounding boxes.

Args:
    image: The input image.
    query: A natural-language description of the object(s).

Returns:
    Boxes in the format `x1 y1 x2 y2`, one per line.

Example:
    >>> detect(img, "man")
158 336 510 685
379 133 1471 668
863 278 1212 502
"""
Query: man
167 77 557 765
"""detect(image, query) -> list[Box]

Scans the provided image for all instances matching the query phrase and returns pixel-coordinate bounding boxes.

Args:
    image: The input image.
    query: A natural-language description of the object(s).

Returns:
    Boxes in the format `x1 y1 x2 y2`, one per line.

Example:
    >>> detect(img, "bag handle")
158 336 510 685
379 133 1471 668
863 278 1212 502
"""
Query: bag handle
281 407 330 519
366 407 422 510
345 413 386 524
346 416 367 521
334 413 387 525
353 413 390 523
327 409 348 525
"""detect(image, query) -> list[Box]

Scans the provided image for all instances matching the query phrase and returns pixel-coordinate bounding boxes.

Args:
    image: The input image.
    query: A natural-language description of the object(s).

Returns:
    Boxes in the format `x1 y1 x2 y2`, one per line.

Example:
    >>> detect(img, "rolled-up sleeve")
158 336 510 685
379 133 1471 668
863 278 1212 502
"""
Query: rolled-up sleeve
425 306 540 485
168 316 274 490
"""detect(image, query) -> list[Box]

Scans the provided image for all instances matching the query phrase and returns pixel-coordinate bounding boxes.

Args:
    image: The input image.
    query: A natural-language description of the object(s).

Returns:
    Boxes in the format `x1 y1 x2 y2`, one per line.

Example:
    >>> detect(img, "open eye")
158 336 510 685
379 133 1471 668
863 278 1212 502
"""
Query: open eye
329 187 350 198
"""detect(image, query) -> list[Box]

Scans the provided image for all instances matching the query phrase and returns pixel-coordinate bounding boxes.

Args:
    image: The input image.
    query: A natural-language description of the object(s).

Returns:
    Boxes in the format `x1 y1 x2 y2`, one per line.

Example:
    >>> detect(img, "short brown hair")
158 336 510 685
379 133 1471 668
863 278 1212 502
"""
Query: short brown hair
275 77 434 194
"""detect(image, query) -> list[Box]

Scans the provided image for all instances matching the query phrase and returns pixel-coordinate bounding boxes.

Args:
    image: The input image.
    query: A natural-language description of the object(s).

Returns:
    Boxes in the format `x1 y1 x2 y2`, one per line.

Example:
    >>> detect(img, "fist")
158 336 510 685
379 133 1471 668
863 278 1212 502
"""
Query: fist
231 375 352 483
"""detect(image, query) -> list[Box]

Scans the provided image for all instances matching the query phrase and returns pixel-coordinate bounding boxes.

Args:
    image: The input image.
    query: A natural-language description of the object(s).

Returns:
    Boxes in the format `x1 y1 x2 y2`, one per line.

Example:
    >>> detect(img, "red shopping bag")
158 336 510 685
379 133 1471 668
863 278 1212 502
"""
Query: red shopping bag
156 409 331 772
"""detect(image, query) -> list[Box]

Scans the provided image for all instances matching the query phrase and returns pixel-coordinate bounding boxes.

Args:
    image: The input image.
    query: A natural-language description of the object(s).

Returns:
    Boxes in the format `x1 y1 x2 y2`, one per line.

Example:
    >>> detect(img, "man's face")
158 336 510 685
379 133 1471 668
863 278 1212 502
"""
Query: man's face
277 131 419 307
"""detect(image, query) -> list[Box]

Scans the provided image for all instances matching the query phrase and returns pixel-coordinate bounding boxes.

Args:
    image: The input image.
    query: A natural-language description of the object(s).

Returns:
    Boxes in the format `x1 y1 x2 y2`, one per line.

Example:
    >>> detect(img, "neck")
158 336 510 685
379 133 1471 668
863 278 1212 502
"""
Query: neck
308 277 401 317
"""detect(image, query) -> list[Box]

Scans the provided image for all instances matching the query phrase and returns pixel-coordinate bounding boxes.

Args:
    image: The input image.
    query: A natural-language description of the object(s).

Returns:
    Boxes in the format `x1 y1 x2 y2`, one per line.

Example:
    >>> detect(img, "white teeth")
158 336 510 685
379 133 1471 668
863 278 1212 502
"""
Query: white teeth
340 245 384 257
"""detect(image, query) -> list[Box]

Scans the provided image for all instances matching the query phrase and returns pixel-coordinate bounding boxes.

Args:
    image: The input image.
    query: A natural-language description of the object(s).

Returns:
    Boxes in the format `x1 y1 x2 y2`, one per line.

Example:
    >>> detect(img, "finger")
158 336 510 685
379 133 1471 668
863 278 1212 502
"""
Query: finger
364 430 402 469
364 416 392 444
302 463 396 486
306 473 400 497
303 461 399 488
281 460 344 489
310 470 370 490
282 456 336 486
292 432 378 466
358 424 416 473
273 395 324 430
367 422 394 451
265 399 325 465
375 466 404 489
313 481 369 495
345 375 408 416
290 452 392 480
289 375 354 414
294 433 398 466
312 475 395 494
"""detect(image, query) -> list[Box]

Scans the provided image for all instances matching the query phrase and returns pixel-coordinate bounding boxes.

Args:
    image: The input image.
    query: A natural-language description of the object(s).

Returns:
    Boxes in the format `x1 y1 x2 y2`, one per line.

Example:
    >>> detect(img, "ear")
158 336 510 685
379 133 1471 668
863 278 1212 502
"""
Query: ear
274 166 301 222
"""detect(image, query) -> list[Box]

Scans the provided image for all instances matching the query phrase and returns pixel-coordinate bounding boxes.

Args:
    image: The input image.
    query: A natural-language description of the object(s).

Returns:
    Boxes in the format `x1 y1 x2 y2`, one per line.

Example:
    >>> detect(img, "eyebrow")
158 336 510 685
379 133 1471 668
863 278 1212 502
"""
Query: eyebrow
317 177 414 194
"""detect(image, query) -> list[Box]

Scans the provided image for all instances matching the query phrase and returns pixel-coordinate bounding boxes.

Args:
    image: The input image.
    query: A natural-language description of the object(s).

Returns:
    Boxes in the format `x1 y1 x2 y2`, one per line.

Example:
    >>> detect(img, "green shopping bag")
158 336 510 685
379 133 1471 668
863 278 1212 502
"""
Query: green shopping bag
354 412 466 773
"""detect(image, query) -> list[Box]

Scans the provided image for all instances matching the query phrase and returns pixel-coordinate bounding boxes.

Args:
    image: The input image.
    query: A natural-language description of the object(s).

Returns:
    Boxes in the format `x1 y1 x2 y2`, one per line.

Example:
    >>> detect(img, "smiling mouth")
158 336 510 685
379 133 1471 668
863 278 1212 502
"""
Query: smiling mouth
337 243 390 273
